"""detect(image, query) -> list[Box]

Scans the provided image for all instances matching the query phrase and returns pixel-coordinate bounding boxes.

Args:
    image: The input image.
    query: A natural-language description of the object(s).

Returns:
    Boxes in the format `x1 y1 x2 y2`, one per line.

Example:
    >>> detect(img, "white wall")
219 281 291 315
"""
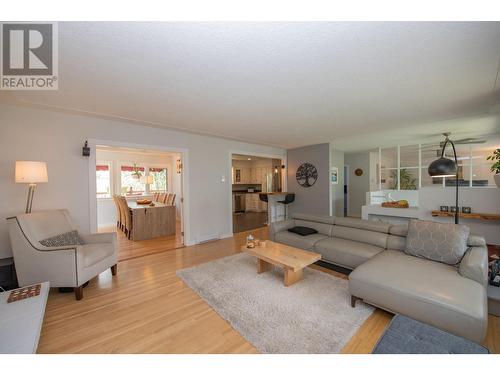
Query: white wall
419 187 500 245
0 103 286 258
95 148 178 227
345 152 371 217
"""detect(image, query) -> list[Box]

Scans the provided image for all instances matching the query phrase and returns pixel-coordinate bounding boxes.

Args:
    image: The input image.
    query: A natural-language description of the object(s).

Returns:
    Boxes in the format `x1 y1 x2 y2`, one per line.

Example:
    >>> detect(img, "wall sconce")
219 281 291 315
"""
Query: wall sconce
176 159 182 174
82 141 90 157
281 165 285 169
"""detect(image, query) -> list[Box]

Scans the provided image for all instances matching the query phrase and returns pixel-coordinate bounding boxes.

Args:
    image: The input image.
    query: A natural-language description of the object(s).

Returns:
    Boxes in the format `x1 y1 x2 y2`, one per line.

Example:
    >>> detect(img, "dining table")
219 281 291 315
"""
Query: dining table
128 201 176 240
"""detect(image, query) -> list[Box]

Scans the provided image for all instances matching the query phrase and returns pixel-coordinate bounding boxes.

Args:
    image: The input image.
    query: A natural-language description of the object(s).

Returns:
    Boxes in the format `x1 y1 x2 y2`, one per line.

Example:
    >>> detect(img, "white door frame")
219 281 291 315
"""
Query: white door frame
227 149 287 235
87 138 190 246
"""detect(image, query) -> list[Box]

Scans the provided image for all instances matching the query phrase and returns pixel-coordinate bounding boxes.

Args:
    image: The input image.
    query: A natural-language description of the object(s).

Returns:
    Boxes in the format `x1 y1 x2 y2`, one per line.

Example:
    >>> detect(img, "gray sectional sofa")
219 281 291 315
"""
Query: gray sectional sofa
269 213 488 343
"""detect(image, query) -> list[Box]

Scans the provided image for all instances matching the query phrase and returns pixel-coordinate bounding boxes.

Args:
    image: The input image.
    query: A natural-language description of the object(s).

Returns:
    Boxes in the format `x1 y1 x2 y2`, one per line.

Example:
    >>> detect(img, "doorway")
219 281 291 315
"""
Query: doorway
89 143 186 261
344 165 348 217
230 153 285 234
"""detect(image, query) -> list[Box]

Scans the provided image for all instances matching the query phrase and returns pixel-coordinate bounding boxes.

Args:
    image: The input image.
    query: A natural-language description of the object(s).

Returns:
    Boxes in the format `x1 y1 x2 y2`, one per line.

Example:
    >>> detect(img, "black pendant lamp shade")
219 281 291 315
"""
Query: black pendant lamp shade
428 157 457 178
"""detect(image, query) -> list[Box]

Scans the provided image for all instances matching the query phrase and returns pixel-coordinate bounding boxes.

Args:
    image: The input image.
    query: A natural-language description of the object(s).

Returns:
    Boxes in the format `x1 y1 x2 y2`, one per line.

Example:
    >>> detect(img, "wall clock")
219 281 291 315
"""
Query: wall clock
355 168 363 176
296 163 318 187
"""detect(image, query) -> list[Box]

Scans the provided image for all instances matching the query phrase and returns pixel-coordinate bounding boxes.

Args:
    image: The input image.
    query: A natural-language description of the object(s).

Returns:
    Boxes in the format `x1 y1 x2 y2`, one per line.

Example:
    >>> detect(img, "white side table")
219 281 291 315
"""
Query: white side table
0 282 50 353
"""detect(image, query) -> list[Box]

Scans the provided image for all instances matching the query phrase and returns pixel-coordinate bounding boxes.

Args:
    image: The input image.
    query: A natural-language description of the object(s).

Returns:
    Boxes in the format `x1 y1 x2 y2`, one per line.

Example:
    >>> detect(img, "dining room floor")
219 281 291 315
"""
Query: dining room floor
98 220 184 261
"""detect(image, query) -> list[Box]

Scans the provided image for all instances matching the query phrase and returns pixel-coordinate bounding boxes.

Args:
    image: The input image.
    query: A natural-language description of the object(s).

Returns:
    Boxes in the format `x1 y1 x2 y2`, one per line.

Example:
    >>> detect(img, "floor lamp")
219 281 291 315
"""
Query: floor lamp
15 161 48 214
428 135 459 224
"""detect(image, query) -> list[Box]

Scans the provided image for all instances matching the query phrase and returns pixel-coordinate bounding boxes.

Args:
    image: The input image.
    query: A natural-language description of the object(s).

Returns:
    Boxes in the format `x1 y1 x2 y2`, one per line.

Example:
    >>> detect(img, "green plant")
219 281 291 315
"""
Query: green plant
132 163 142 179
487 148 500 174
390 168 417 190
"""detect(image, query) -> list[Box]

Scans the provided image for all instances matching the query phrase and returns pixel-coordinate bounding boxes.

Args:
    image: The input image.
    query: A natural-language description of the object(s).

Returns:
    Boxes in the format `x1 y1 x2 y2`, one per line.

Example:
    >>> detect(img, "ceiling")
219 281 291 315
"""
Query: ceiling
3 22 500 151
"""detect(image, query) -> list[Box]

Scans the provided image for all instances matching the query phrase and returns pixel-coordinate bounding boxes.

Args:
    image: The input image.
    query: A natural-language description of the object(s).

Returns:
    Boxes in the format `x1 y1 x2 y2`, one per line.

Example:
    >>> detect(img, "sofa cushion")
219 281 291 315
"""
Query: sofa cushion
331 225 388 249
294 219 332 236
287 226 318 236
349 250 487 343
405 219 470 265
389 224 408 237
40 230 85 247
81 243 115 267
334 217 391 234
291 213 335 225
274 231 327 250
314 237 384 269
387 235 406 251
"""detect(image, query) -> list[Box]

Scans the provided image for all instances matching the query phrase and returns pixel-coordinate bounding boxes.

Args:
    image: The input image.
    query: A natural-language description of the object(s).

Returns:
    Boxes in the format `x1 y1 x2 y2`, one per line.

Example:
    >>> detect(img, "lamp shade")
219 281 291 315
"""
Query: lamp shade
15 161 48 183
428 157 457 178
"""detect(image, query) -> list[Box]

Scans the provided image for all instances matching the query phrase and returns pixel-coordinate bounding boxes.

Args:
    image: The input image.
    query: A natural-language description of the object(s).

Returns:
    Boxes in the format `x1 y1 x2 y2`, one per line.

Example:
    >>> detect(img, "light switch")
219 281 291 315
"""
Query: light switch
221 175 226 183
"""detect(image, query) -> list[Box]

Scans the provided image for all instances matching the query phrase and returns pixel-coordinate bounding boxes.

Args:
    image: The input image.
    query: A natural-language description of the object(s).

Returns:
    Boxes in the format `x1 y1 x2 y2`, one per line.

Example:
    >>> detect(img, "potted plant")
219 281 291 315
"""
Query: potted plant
487 148 500 187
131 163 142 179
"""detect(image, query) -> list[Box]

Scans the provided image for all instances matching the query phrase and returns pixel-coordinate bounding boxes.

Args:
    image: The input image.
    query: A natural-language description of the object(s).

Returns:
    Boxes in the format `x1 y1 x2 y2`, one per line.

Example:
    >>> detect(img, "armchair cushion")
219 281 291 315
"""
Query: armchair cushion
40 230 85 247
80 243 116 267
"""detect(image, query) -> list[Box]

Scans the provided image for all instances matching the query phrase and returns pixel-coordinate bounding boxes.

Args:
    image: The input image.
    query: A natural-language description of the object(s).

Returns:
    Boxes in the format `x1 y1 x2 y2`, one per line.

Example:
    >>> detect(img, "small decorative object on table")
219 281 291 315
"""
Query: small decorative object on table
136 199 152 205
246 235 255 249
440 205 449 212
450 206 459 213
7 284 41 303
462 206 472 214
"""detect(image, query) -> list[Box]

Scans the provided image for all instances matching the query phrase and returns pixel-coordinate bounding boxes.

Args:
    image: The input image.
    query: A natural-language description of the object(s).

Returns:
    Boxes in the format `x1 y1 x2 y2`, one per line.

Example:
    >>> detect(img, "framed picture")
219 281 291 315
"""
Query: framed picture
331 167 339 185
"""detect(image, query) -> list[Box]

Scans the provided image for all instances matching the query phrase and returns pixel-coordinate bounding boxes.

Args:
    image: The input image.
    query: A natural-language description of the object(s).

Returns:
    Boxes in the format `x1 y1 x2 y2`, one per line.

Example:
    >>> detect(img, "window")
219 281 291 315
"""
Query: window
149 167 168 192
380 147 397 189
96 164 111 198
378 141 499 189
121 165 145 196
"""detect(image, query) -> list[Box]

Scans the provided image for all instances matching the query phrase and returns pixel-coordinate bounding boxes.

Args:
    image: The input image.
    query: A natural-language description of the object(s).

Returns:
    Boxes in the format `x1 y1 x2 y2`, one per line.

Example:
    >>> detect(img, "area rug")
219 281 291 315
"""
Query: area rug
177 253 374 353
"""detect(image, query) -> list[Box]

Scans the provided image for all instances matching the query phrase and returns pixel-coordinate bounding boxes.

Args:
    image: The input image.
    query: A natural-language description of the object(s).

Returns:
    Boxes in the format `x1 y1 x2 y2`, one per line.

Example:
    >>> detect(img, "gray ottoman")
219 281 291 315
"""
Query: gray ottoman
373 315 489 354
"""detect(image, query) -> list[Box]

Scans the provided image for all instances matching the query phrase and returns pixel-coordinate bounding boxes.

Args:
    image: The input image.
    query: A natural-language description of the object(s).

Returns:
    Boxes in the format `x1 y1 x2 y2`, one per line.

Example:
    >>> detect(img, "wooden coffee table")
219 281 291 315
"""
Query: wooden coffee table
242 240 321 286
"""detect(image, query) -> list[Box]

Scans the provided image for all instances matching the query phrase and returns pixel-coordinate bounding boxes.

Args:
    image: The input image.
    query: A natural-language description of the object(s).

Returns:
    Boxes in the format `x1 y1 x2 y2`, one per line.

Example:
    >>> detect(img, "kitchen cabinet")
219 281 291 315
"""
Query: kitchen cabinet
233 168 241 183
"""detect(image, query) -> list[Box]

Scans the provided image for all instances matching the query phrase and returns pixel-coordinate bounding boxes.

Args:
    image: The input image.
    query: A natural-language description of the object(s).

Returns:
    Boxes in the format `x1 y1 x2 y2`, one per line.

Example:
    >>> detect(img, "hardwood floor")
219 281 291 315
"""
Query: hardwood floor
233 212 268 233
38 226 500 353
99 220 184 261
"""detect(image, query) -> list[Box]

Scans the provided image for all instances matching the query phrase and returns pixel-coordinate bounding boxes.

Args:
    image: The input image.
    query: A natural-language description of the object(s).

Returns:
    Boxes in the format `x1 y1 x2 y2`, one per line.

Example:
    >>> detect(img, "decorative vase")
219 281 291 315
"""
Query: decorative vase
495 174 500 188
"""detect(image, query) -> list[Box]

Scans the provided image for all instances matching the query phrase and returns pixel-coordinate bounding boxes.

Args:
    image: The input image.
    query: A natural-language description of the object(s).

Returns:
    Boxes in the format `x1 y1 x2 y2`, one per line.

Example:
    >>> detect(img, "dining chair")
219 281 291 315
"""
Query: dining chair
112 195 122 230
167 193 176 205
158 193 166 203
153 192 160 202
118 196 133 239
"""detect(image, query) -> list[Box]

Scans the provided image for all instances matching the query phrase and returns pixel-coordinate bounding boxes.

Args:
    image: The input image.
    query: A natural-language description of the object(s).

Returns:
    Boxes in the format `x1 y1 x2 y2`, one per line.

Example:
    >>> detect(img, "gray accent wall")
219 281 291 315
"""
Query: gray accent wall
287 143 331 216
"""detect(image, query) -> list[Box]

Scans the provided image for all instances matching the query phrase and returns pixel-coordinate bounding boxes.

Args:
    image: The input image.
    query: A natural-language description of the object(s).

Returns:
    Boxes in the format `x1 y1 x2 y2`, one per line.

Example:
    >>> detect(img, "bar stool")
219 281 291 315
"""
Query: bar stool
277 193 295 220
258 193 268 203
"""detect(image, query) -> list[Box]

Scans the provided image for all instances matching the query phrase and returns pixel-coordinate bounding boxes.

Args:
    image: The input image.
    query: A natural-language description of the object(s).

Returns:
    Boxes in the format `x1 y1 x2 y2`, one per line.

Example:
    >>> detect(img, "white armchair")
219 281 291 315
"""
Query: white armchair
7 209 117 300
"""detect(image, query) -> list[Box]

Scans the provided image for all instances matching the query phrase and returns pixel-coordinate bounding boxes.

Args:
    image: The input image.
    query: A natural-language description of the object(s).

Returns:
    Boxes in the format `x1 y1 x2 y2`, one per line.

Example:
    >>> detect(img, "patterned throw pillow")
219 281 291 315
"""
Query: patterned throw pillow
40 230 85 247
405 219 469 265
